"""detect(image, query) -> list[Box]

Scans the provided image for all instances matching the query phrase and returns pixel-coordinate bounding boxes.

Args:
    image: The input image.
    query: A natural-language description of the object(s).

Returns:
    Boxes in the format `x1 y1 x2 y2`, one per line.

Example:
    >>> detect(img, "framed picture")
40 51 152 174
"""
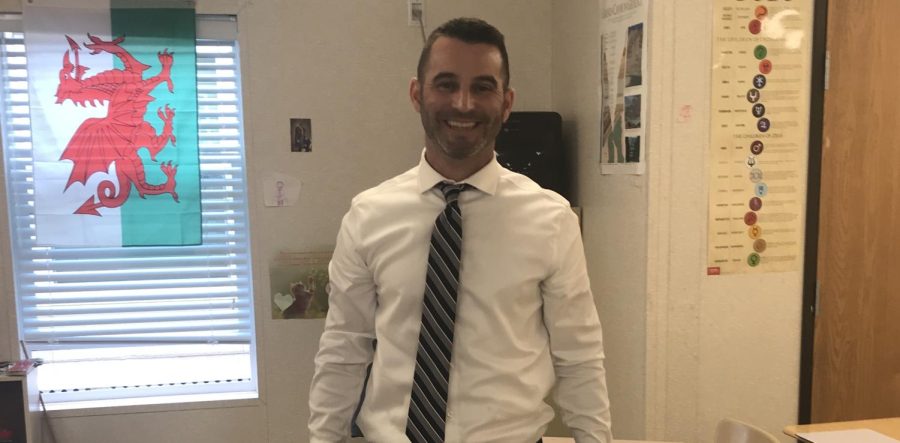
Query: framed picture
290 118 312 152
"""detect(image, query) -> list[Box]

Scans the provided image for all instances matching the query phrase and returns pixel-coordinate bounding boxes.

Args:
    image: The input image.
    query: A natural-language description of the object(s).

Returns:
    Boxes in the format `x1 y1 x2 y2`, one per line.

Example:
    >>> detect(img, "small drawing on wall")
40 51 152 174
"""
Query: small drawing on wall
290 118 312 152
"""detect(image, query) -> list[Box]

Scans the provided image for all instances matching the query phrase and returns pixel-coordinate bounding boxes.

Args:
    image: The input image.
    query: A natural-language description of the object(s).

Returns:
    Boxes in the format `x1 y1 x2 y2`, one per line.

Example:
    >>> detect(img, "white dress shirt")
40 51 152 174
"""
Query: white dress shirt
309 151 612 442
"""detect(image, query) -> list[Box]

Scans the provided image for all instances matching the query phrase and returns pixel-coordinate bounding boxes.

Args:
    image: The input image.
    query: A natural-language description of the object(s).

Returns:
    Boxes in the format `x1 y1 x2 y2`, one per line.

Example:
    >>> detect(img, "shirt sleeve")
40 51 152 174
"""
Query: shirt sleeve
308 206 378 442
541 208 613 443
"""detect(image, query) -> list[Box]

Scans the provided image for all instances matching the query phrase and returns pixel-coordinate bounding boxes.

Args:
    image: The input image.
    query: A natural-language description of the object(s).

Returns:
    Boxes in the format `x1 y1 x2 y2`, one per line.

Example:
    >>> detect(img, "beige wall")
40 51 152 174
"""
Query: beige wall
551 0 649 439
0 0 807 442
646 2 805 442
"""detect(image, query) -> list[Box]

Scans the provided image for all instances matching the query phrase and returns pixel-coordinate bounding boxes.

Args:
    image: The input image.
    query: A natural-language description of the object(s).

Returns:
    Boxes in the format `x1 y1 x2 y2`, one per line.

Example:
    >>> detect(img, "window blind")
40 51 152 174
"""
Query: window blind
1 15 256 404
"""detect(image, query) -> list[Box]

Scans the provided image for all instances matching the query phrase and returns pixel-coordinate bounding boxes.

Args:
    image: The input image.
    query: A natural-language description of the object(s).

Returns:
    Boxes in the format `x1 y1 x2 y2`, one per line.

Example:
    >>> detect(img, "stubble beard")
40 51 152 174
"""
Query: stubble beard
421 108 502 161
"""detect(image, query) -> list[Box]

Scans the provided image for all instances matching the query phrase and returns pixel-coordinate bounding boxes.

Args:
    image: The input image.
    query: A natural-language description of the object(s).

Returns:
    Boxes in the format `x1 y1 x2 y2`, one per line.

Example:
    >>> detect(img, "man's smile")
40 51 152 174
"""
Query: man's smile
445 120 479 129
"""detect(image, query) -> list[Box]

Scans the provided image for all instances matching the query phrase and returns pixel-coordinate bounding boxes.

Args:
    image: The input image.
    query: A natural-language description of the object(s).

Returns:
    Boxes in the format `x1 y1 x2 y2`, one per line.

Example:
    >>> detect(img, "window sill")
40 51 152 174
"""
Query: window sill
43 391 260 418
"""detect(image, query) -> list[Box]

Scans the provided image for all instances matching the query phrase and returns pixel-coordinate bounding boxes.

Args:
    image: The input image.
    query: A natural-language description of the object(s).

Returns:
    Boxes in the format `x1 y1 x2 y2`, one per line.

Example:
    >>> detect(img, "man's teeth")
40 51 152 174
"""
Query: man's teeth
447 120 476 128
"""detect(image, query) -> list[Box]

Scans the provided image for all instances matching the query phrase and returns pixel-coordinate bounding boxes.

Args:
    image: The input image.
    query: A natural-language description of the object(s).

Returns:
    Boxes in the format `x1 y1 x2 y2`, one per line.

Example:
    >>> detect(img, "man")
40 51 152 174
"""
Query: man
308 17 612 442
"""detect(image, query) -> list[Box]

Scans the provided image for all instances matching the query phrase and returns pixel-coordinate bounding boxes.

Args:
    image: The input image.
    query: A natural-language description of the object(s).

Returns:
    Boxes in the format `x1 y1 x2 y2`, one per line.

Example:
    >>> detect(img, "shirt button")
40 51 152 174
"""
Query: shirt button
446 409 454 420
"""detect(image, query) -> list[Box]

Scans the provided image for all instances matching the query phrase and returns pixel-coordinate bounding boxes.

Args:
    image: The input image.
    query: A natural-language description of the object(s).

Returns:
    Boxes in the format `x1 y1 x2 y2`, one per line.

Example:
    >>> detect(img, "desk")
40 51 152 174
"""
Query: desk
784 417 900 440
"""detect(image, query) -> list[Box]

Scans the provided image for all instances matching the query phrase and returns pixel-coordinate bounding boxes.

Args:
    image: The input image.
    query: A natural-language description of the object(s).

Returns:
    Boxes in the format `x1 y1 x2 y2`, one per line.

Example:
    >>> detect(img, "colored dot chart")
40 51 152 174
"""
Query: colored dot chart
707 0 812 275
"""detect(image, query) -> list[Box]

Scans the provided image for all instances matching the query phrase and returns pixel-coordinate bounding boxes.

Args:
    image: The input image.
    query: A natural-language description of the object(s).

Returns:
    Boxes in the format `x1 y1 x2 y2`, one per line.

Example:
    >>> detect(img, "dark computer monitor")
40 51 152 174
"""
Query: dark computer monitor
494 111 568 201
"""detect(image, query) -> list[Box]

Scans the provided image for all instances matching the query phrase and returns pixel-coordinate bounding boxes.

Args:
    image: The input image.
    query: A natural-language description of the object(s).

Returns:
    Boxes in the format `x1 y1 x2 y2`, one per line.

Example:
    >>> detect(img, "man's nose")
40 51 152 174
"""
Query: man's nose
451 89 474 112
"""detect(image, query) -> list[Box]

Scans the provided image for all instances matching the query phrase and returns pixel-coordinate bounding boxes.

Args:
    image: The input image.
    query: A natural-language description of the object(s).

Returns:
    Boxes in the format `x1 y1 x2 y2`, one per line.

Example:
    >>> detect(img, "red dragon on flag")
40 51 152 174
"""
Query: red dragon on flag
55 34 179 216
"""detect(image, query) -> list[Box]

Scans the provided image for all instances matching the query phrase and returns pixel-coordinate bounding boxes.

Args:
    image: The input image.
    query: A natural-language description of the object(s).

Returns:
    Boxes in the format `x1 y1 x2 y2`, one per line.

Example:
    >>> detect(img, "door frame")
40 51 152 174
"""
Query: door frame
798 0 829 425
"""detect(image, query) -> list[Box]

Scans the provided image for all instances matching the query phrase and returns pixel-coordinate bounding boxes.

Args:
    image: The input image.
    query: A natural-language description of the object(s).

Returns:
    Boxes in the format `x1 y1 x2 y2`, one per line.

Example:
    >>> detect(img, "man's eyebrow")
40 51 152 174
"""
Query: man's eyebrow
430 72 458 83
472 75 499 87
428 73 500 87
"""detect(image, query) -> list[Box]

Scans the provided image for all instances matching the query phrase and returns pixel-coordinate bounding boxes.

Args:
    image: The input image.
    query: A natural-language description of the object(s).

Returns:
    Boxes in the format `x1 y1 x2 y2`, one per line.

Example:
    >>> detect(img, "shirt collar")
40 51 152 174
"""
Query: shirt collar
416 148 501 196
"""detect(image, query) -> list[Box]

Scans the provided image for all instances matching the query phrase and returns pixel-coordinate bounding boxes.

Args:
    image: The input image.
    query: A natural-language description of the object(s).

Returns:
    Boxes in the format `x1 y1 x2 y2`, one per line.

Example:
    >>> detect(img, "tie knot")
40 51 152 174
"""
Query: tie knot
437 182 467 204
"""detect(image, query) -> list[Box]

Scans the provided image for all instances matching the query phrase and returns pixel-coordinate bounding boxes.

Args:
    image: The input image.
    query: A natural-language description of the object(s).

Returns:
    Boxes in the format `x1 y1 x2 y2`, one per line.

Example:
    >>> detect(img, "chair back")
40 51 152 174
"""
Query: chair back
714 418 780 443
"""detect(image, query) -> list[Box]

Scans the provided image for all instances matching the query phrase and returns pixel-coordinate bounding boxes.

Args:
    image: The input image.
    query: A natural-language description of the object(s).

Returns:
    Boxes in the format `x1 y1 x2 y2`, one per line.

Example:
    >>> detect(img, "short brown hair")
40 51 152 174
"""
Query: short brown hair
416 17 510 89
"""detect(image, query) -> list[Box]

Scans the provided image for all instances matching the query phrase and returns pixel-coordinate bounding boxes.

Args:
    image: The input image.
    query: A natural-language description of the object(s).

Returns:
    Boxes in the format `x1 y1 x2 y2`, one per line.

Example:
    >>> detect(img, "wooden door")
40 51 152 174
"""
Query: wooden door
811 0 900 422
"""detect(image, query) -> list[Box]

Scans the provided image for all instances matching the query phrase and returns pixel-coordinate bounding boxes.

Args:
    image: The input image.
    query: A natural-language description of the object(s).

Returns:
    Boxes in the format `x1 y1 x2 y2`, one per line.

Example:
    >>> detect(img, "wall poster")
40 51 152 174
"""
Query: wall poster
600 0 647 175
270 251 332 319
707 0 813 275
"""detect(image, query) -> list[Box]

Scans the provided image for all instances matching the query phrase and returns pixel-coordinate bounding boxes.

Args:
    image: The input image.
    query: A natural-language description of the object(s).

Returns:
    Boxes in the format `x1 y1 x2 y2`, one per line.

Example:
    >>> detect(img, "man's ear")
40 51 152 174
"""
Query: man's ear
501 87 516 122
409 77 422 113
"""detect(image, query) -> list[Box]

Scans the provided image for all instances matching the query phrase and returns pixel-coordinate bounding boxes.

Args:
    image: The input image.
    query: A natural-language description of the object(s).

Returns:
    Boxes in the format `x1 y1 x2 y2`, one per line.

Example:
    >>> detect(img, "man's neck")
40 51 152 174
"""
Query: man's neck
424 147 494 182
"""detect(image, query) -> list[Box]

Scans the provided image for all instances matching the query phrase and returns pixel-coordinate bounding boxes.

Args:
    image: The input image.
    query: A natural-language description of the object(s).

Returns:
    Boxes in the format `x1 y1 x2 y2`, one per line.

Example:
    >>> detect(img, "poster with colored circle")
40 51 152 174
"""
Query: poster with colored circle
753 74 767 89
747 253 761 267
744 211 758 225
750 168 763 183
753 238 767 253
748 19 762 34
752 103 766 118
754 45 768 60
747 88 761 103
748 225 762 239
708 0 811 275
749 197 762 211
750 140 764 155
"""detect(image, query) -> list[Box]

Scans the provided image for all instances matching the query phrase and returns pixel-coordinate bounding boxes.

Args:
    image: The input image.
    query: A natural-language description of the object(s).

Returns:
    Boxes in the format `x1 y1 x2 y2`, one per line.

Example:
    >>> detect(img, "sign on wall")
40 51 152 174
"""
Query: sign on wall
707 0 813 275
599 0 647 175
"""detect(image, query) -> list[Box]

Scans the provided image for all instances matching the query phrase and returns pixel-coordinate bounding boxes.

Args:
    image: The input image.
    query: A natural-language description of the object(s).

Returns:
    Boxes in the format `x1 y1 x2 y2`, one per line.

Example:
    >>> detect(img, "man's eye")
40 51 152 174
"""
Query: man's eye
435 82 456 91
474 85 493 93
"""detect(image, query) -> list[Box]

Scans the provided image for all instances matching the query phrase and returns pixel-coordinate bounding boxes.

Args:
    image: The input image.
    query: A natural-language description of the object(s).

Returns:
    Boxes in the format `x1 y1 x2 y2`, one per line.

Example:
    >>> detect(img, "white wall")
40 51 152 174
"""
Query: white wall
551 0 648 439
551 1 805 442
648 2 805 442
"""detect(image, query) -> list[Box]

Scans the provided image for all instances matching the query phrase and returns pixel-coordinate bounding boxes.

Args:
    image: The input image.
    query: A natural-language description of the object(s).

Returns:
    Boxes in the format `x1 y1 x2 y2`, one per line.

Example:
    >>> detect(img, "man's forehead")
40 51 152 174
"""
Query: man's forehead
423 36 504 79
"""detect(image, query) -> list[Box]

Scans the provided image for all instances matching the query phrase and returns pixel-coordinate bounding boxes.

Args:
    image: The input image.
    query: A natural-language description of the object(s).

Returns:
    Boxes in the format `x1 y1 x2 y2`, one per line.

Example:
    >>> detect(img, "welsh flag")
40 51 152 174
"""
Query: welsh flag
23 0 200 246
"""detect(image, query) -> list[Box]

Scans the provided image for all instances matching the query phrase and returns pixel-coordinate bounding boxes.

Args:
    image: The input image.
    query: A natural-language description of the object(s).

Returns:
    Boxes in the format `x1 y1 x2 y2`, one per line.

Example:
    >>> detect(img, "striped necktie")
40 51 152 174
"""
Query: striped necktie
406 182 467 443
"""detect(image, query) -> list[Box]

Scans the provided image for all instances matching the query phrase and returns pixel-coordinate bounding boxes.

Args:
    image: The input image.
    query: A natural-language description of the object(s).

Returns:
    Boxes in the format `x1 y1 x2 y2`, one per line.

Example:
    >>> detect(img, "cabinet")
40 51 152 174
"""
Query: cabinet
0 370 41 443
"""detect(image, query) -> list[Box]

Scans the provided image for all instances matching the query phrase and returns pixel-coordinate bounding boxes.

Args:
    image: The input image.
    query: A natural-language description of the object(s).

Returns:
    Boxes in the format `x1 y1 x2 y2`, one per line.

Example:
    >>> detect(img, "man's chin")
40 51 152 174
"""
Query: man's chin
438 143 488 160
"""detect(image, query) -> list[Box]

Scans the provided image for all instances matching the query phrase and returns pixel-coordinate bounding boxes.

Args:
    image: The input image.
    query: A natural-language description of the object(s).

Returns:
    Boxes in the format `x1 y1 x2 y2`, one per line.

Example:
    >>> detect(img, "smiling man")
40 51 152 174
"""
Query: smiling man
308 18 612 443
